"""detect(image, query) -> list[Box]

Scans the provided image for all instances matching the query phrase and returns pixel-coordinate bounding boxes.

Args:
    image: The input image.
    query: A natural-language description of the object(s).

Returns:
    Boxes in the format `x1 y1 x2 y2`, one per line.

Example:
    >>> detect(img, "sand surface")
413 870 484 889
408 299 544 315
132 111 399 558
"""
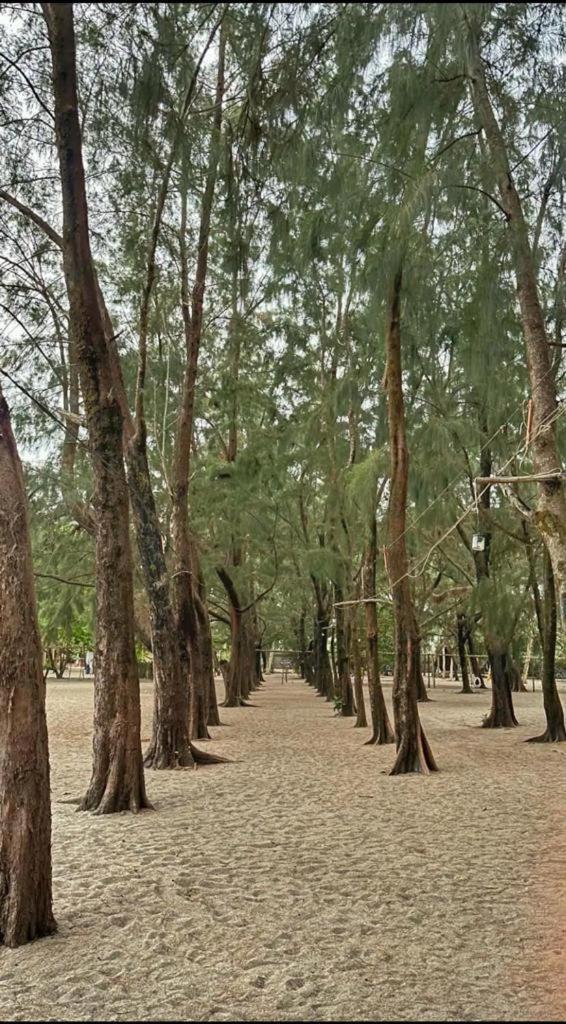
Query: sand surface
2 674 566 1022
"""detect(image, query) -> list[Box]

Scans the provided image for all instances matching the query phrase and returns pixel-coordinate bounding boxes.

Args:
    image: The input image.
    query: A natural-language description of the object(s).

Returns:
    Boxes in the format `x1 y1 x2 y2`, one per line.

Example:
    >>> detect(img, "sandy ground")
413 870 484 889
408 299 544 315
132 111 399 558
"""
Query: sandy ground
2 675 566 1022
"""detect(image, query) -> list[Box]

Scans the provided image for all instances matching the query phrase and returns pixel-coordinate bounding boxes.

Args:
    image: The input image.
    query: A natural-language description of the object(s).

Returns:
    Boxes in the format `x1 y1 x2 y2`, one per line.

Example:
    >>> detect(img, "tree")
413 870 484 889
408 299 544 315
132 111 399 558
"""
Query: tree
384 266 438 775
42 1 149 812
0 387 56 946
464 9 566 620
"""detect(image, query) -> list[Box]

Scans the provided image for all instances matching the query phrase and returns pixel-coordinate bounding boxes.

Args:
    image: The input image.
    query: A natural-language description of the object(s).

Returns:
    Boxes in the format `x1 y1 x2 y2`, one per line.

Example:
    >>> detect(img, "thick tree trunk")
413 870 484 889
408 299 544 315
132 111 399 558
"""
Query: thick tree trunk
482 649 519 728
467 17 566 615
384 266 437 774
0 392 56 947
44 2 149 813
529 550 566 742
363 526 394 745
457 614 473 693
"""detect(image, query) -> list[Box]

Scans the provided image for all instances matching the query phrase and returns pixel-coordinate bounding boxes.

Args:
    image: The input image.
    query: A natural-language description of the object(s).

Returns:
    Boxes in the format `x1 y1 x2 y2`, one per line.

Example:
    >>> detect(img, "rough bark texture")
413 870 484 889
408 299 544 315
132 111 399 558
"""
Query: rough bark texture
410 629 429 702
384 267 437 774
482 651 519 729
363 527 394 745
467 17 566 615
43 2 149 813
528 550 566 742
126 438 194 768
0 392 56 947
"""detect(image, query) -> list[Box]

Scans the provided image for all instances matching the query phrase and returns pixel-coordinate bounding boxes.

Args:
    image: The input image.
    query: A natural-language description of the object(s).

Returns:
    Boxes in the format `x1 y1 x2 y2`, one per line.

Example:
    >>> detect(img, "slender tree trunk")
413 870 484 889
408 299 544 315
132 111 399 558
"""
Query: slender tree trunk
172 28 225 737
467 631 486 687
351 608 368 728
457 614 473 693
472 426 517 729
384 266 437 774
528 550 566 741
217 569 256 707
193 560 221 727
297 610 307 679
467 16 566 615
127 437 194 768
313 603 334 699
335 590 355 716
43 2 149 813
363 520 394 745
0 391 56 947
509 654 527 693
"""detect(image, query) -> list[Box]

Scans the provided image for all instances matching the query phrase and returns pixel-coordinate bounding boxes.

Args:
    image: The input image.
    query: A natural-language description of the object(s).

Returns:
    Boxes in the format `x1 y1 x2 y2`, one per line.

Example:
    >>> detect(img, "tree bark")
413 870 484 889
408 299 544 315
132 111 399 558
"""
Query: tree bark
482 651 519 729
0 391 56 947
351 608 368 727
528 550 566 741
43 2 150 812
171 27 225 737
335 589 355 716
363 525 394 745
127 438 194 768
384 266 437 774
466 16 566 617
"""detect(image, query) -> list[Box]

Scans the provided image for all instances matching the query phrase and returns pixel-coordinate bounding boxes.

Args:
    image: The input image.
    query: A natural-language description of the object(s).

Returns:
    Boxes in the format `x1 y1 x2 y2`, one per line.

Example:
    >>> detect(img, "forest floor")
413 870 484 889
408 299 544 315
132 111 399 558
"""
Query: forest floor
2 675 566 1022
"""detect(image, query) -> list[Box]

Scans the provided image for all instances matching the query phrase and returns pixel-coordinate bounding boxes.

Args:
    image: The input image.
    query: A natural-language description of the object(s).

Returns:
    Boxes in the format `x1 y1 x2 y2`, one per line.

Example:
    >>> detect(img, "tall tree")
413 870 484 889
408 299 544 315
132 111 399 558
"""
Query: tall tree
42 1 149 812
384 266 438 774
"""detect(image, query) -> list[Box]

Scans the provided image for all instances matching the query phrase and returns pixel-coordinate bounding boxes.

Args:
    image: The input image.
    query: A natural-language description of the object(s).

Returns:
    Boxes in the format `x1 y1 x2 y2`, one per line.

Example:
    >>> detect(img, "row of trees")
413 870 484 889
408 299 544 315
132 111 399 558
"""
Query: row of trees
1 2 565 946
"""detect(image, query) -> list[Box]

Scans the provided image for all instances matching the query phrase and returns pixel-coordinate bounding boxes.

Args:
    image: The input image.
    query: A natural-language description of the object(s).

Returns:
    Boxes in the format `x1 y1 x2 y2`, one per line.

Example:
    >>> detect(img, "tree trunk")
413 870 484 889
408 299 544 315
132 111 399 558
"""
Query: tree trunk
313 608 334 699
363 525 394 745
467 631 486 687
351 609 368 728
410 626 429 702
457 614 473 693
528 550 566 741
482 649 519 728
127 437 194 768
171 28 225 738
384 266 437 774
335 591 355 716
508 655 527 693
0 391 56 947
467 16 566 616
43 2 149 813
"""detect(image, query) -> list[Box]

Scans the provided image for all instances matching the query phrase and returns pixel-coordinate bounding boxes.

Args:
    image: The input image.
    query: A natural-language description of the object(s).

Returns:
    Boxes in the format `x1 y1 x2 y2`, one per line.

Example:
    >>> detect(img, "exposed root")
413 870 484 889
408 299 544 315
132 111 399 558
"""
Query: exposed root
189 742 230 766
389 726 438 775
526 726 566 743
481 712 519 729
144 740 195 770
365 728 395 746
